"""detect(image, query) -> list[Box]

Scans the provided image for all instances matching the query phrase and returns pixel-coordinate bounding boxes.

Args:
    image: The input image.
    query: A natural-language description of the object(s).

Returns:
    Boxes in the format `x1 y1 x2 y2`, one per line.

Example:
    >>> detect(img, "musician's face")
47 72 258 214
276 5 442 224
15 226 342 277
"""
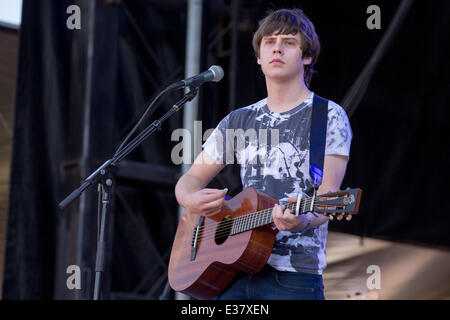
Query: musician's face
257 31 311 82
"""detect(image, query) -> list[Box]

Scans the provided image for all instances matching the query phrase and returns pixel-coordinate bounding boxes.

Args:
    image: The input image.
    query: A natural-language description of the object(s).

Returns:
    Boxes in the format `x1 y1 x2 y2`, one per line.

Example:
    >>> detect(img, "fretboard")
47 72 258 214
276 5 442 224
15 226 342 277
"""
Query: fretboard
230 197 315 235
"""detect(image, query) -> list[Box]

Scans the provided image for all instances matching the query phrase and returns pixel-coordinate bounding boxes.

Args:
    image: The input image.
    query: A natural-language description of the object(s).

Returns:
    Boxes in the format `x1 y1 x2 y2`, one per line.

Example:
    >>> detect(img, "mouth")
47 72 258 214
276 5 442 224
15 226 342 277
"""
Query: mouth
270 59 284 64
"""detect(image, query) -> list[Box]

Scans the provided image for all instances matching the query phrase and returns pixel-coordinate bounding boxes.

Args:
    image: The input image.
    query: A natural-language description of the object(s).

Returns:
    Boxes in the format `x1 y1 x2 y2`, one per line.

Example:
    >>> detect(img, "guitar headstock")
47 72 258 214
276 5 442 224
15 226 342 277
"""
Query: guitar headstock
314 188 362 221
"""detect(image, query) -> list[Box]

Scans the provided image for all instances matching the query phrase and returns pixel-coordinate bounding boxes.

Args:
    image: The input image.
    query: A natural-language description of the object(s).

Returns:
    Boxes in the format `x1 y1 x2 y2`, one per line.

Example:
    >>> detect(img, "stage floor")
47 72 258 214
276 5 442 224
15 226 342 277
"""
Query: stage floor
324 231 450 300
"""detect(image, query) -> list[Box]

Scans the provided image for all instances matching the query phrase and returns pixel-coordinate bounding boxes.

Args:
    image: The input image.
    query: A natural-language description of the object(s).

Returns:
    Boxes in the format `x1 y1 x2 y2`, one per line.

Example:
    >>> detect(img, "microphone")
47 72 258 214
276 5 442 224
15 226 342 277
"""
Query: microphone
169 65 224 90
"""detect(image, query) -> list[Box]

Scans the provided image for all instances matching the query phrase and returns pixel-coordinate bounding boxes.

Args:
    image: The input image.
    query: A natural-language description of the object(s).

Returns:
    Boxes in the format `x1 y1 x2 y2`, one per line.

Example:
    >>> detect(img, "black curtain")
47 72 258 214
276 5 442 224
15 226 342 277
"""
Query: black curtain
2 0 73 298
311 0 450 247
3 0 186 299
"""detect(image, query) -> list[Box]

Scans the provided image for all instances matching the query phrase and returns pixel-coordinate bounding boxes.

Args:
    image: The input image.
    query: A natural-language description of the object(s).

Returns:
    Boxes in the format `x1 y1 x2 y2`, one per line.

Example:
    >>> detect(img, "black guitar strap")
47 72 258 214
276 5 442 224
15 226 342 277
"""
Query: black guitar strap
309 94 329 189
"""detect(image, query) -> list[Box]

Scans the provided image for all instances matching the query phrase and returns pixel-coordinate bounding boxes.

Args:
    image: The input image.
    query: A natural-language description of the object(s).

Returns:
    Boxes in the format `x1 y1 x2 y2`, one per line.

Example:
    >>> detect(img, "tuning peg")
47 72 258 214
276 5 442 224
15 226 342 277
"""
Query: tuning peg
345 214 352 221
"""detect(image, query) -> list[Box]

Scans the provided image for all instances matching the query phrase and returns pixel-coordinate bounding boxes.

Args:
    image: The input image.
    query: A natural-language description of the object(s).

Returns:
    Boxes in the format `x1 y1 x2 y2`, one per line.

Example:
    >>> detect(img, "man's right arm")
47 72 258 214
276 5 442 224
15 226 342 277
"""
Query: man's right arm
175 150 227 216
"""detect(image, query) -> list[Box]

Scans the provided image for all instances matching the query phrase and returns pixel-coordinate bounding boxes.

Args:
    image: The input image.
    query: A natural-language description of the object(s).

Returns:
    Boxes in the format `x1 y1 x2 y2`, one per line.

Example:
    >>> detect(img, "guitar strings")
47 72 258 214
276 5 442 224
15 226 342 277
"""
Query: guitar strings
194 200 306 235
194 198 348 242
191 199 317 241
194 198 316 237
206 196 321 229
198 207 349 243
190 203 298 242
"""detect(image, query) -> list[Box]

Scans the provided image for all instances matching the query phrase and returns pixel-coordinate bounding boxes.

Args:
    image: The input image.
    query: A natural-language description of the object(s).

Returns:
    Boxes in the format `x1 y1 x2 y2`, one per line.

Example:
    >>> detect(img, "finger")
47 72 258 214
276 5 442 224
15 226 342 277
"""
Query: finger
202 188 228 194
273 204 285 219
202 198 224 210
286 197 297 203
272 207 287 230
271 204 279 214
204 207 221 217
202 200 224 216
275 208 295 226
272 206 280 226
199 191 228 204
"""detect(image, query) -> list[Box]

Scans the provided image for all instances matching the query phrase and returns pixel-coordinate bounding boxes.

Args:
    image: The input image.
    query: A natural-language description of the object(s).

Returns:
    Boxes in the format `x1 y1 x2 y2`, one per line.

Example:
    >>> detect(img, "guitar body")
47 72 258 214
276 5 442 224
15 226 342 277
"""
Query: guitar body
168 187 278 300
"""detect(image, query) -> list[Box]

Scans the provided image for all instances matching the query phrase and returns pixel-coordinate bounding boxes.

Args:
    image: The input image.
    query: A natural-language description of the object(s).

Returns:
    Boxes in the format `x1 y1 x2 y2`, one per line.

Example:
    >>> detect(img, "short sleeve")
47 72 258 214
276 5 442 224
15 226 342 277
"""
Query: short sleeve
202 113 235 164
325 101 352 158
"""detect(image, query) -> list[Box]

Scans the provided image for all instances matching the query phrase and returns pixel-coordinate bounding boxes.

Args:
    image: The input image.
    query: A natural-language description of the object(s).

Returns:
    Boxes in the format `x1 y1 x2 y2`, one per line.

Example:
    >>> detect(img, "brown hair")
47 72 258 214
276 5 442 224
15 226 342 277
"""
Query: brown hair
252 8 321 86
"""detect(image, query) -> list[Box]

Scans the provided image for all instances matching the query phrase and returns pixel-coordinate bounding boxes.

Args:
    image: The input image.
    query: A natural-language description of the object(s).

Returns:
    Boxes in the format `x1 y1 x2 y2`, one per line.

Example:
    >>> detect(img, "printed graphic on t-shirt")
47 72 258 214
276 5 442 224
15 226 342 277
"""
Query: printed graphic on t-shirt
202 93 352 274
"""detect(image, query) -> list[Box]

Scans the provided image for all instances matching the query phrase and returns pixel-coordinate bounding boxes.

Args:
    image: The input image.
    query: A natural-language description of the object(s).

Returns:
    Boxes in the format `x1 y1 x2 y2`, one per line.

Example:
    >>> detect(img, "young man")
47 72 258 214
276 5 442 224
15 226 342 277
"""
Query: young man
175 8 352 300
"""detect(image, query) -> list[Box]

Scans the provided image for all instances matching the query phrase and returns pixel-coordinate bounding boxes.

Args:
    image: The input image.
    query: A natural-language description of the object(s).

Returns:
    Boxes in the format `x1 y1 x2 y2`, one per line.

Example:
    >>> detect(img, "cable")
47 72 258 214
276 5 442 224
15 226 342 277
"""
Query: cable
113 85 174 158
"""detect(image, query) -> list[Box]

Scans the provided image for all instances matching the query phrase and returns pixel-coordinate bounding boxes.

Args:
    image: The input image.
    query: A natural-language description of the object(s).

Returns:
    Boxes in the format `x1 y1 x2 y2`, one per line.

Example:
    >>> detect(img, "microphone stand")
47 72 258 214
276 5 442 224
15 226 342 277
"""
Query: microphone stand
59 85 199 300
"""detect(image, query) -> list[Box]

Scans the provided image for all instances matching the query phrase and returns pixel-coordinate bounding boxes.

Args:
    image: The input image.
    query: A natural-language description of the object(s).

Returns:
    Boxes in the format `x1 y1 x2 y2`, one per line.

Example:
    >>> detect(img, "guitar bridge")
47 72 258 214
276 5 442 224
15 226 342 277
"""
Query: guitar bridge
190 216 204 261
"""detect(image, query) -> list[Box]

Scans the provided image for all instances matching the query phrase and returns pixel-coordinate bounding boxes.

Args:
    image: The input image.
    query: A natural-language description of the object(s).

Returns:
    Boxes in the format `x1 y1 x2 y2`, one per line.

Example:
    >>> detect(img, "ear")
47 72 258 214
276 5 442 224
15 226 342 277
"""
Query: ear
303 56 312 66
257 56 261 65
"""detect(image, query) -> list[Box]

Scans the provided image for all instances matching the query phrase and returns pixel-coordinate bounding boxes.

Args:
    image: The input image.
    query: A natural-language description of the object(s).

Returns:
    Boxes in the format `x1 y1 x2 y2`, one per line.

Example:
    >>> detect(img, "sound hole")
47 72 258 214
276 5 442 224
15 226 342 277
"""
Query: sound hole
215 215 233 245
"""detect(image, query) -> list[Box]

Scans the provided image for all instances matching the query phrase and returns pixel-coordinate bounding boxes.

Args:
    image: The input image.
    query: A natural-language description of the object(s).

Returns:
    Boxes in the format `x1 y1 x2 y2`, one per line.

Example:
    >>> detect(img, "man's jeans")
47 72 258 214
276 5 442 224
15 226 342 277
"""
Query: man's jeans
214 265 325 300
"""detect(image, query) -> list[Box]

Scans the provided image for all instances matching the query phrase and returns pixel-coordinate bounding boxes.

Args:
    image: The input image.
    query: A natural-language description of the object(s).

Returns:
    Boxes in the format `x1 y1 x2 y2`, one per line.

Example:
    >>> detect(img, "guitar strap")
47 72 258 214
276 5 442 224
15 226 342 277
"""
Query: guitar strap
309 94 329 189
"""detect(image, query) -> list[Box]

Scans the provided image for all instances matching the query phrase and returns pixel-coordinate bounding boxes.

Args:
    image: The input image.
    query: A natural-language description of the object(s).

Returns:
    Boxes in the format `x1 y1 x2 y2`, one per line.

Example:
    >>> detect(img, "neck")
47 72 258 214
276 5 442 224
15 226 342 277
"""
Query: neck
230 198 316 235
266 76 312 113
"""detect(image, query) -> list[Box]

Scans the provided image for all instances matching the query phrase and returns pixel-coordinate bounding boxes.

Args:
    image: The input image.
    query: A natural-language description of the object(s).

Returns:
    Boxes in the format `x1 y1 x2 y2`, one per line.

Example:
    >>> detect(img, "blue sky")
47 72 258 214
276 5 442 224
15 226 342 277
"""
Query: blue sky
0 0 23 28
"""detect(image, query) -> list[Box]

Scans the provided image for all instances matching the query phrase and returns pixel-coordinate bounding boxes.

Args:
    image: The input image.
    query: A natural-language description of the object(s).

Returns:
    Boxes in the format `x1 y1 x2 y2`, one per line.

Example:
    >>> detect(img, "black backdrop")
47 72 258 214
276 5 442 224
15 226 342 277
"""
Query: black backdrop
3 0 450 299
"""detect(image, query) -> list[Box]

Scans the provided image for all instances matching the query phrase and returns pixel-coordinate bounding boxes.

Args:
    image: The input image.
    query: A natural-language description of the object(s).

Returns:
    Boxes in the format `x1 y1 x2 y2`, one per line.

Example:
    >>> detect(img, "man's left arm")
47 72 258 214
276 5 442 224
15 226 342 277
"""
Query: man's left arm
307 154 349 228
273 154 349 232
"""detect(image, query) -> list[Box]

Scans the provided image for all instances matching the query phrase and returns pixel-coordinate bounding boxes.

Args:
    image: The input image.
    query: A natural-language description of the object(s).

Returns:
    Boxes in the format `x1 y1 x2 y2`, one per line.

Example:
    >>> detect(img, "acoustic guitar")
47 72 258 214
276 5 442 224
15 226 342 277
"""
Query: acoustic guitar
168 187 362 299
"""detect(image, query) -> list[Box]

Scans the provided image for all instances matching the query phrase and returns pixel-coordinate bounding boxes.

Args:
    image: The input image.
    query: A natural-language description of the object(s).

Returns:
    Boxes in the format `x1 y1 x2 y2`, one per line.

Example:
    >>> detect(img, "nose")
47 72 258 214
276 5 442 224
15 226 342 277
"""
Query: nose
273 40 283 55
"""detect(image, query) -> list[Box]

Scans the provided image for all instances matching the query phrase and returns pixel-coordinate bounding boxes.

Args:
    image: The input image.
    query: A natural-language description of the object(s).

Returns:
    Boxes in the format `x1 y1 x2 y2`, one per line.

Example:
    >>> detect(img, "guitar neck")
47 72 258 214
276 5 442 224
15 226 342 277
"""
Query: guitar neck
230 198 315 235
